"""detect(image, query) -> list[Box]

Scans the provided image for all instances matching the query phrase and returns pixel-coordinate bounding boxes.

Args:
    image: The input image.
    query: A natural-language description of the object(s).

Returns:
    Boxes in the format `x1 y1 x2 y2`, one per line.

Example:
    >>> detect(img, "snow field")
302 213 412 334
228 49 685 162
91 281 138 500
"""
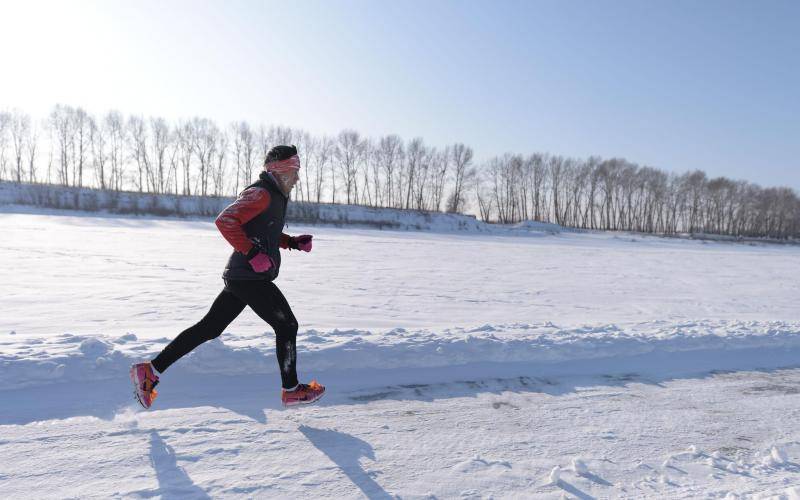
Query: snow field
2 208 800 497
2 209 799 341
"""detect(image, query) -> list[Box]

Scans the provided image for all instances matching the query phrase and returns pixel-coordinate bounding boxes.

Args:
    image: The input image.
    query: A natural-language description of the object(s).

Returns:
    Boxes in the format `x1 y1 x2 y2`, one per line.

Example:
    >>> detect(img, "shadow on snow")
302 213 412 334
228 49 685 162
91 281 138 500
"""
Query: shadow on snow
299 425 394 500
2 345 800 426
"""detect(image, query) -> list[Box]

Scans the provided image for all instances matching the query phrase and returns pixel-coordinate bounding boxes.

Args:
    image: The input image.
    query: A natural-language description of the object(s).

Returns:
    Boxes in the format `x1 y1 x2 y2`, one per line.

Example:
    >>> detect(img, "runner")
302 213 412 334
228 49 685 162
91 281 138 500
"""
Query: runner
130 145 325 409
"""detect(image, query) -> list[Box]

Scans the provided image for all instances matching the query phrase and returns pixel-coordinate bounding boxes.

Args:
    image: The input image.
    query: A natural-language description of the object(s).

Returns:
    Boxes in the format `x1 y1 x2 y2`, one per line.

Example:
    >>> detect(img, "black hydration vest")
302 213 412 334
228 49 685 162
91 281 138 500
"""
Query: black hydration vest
222 171 288 281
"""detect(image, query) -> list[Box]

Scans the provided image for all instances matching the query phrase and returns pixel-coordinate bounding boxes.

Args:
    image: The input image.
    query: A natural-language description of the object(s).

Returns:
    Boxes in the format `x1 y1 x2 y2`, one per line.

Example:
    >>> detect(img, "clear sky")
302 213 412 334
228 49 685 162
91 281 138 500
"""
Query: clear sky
1 0 798 190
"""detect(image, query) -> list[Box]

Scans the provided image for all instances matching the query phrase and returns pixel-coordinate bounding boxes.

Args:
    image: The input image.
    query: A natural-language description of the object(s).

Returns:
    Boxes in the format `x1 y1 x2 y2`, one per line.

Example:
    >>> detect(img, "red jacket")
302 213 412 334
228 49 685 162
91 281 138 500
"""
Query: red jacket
215 186 291 255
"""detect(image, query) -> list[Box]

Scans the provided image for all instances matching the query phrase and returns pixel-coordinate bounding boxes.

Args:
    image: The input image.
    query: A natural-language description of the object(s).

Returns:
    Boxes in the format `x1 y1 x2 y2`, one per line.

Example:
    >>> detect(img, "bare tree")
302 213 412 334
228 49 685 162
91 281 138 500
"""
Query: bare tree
257 124 270 167
527 153 548 221
292 130 312 202
413 146 436 210
335 130 363 204
583 156 602 229
309 135 334 203
210 128 229 196
9 110 30 182
89 115 107 189
367 139 382 207
429 147 450 211
192 117 220 196
548 155 566 225
447 143 474 213
72 108 90 187
150 117 172 193
404 137 426 209
231 121 256 194
375 135 404 208
269 125 295 147
43 117 56 184
127 115 150 192
26 120 39 183
490 154 522 223
353 138 371 206
49 105 73 186
0 111 10 181
475 169 494 221
683 170 707 233
175 121 194 195
104 111 126 191
569 159 591 228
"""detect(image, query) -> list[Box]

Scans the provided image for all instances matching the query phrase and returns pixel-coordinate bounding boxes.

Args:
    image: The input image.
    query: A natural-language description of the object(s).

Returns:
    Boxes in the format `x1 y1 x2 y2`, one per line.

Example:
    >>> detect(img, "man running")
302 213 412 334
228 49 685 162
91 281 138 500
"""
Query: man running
130 145 325 409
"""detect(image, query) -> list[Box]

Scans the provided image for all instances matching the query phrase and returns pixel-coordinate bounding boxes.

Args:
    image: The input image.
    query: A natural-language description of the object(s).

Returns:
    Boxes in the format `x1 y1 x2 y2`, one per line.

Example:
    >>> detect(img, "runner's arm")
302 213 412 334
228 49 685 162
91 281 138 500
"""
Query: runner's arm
214 187 271 255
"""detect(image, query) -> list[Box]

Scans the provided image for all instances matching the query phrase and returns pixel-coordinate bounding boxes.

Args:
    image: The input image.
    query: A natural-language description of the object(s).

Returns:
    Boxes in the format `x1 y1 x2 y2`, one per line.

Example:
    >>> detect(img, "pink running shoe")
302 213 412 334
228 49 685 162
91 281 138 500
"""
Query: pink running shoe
281 380 325 407
130 362 159 409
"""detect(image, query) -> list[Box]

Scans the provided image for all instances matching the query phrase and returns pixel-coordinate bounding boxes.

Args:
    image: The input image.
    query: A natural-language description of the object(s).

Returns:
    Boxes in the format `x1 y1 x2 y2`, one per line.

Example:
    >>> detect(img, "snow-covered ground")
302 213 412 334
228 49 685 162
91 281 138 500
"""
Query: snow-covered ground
2 208 800 498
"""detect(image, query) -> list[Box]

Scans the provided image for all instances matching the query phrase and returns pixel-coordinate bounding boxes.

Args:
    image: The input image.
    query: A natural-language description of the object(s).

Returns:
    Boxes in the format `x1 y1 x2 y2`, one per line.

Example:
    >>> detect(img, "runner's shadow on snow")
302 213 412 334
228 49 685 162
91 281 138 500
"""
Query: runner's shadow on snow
0 371 285 425
7 348 800 426
127 430 211 499
665 464 687 474
578 471 613 486
769 461 800 473
153 372 277 424
0 373 277 425
0 377 138 425
554 479 594 500
299 425 393 500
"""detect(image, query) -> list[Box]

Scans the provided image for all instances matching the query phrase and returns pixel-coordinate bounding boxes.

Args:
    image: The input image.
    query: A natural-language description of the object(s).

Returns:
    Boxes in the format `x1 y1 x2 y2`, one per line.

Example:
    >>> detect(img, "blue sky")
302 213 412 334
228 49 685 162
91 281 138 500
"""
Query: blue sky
1 0 798 189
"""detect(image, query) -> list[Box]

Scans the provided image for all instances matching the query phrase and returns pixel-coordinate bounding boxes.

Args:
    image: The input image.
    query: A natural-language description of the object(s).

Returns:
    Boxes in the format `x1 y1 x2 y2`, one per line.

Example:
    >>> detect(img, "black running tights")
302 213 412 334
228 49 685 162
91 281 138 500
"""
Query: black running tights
151 279 299 389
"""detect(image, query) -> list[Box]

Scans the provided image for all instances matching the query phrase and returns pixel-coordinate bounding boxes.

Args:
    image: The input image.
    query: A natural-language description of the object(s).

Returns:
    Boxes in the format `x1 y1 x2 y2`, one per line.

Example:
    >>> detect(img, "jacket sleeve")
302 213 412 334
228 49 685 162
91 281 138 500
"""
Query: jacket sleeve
279 233 292 249
215 187 271 254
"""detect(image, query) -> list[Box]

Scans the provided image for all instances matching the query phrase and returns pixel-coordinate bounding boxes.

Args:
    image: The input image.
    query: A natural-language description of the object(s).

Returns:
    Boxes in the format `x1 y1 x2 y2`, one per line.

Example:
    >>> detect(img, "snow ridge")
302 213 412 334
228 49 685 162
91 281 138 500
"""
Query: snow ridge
3 320 799 392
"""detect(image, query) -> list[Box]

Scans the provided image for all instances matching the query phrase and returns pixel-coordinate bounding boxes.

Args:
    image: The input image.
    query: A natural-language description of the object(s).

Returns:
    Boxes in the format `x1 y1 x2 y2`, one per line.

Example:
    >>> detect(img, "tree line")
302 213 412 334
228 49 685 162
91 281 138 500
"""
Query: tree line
0 104 797 239
477 154 800 239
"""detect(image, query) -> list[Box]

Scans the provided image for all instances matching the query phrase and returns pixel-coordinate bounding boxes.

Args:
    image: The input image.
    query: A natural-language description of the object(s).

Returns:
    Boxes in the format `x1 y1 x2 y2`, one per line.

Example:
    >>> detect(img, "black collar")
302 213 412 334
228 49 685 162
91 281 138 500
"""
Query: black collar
259 171 288 199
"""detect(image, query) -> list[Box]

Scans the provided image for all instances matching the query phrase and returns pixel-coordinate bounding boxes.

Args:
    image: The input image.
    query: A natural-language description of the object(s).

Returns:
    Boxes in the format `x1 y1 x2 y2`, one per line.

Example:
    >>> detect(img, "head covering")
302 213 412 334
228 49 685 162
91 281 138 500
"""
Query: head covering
265 145 300 174
266 155 300 175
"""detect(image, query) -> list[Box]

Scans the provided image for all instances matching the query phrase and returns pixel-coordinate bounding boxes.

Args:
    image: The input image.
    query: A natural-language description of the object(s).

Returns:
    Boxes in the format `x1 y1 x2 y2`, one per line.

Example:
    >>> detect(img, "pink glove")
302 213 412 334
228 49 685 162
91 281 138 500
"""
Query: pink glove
292 235 313 252
249 253 274 273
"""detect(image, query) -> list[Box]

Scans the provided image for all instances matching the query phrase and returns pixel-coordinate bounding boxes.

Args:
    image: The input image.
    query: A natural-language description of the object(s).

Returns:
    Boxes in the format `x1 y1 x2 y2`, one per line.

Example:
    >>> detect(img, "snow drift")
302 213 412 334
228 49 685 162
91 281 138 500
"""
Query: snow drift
3 320 800 393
